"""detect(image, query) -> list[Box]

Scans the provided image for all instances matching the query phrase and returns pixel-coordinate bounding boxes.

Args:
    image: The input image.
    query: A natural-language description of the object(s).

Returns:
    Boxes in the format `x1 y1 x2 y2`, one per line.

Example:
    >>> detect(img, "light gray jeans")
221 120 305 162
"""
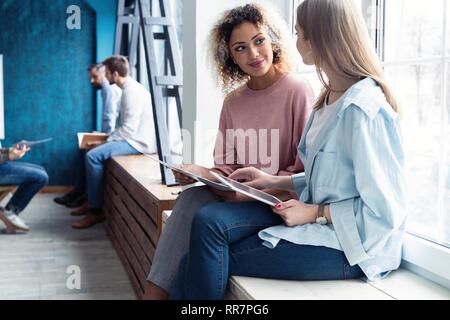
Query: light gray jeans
147 186 222 292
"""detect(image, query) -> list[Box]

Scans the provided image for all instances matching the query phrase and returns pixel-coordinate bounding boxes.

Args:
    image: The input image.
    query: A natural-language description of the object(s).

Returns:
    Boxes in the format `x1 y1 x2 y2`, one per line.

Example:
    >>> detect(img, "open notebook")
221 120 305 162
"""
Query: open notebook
77 132 109 149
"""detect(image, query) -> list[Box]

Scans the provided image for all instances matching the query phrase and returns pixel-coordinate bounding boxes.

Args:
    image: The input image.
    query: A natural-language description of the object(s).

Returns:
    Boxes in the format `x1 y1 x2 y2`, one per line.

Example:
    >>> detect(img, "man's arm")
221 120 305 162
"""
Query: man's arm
101 83 121 134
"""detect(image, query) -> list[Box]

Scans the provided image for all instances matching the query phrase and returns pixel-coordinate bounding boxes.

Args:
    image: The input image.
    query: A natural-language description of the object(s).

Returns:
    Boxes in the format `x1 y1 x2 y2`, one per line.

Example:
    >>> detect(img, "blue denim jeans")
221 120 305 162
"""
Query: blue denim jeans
73 149 86 193
170 201 364 300
0 161 49 214
85 140 140 209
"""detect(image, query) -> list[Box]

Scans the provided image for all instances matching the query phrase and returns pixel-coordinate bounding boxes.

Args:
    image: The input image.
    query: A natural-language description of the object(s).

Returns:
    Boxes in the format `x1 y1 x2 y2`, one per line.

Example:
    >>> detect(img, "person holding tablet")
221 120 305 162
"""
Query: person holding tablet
143 3 314 299
170 0 407 300
0 144 49 233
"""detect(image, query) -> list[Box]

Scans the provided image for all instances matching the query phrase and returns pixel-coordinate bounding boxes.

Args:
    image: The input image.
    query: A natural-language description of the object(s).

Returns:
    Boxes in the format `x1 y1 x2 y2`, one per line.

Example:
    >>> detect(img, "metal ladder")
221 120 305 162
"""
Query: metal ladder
114 0 182 186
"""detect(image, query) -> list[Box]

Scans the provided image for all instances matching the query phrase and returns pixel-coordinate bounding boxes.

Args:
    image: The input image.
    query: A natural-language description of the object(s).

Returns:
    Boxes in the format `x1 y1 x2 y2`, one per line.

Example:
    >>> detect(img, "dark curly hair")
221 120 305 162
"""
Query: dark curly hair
209 3 294 93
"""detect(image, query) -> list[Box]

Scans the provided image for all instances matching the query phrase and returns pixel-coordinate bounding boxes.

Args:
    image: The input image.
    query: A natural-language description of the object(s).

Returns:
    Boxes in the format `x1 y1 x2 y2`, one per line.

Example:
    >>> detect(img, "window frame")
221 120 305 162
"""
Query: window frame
291 0 450 289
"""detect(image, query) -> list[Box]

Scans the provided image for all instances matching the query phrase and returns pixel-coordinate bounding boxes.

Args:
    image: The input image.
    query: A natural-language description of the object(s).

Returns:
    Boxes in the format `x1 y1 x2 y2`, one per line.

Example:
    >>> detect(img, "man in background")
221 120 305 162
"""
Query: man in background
72 55 157 229
54 63 122 209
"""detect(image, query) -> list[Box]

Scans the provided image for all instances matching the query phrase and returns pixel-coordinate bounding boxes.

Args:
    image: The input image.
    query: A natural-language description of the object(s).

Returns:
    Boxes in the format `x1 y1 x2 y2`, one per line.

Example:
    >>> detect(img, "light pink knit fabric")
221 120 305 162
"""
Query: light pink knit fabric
213 73 314 176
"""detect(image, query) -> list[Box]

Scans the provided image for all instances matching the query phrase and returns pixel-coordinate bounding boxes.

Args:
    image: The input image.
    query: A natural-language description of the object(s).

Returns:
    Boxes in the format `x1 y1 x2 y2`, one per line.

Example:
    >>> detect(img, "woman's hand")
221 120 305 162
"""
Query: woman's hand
228 167 276 189
9 145 30 161
272 199 318 227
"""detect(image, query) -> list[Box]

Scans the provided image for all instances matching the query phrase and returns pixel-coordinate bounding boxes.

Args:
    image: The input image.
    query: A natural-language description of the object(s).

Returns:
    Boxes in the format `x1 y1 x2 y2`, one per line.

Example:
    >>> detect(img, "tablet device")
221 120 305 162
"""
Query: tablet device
145 155 233 192
210 171 282 207
14 138 53 148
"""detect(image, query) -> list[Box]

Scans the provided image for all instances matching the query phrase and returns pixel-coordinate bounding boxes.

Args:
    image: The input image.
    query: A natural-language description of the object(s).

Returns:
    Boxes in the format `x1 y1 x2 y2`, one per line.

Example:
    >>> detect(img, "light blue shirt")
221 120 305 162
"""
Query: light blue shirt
259 78 408 281
101 79 122 134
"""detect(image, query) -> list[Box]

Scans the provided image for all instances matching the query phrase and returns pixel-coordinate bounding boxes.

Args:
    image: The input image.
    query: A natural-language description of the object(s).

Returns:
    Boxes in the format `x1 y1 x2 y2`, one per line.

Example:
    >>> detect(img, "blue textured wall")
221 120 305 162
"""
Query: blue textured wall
85 0 118 131
0 0 96 185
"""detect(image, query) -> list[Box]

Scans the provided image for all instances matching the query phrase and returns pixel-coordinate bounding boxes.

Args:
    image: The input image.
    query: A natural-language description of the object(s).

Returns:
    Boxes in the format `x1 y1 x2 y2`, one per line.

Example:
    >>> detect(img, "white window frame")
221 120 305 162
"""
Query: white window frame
291 0 450 289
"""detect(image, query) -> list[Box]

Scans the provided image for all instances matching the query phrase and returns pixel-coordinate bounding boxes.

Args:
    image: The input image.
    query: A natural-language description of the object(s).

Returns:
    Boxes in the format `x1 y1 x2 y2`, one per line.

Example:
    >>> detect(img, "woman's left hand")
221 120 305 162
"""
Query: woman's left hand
272 199 318 227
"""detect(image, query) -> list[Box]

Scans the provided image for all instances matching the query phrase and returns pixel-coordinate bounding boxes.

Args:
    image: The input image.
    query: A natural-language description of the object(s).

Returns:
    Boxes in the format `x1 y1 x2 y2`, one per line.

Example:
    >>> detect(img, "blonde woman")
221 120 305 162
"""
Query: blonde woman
143 3 314 299
170 0 407 300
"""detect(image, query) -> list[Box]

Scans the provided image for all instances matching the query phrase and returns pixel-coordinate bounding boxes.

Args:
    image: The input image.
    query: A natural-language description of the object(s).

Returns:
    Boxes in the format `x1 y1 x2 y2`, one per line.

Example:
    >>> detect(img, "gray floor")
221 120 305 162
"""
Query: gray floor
0 194 136 300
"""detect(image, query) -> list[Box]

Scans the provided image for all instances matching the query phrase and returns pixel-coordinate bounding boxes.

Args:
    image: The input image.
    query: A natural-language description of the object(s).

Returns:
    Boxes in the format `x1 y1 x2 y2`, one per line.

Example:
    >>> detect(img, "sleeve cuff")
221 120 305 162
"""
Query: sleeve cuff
330 198 370 265
291 173 306 196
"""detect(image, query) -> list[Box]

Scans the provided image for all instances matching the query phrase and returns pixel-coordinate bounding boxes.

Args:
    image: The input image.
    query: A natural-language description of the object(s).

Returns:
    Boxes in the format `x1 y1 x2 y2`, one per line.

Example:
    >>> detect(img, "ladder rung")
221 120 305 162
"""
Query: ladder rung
156 76 182 86
164 88 180 97
118 16 139 24
154 33 166 40
144 17 170 26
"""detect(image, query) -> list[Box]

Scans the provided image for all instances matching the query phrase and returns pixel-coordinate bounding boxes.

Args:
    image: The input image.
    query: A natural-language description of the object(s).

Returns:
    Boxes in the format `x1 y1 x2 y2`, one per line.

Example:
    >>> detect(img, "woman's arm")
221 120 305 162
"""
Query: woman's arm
229 167 296 191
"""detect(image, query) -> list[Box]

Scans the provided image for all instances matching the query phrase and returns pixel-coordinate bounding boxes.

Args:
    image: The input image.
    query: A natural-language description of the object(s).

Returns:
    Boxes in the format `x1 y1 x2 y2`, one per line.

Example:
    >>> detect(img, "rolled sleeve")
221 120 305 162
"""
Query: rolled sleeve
291 172 306 196
330 107 407 268
330 198 370 265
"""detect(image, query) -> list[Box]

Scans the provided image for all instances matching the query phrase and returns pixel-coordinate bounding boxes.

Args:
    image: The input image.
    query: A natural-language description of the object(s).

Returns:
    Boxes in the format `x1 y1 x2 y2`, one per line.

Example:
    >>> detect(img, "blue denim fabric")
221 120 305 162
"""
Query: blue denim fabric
73 149 86 193
170 201 364 300
85 141 140 209
0 161 49 214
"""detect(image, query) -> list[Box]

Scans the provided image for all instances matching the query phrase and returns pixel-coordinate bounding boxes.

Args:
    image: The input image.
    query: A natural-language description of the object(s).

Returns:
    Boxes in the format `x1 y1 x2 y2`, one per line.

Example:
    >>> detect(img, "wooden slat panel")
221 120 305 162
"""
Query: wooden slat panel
103 156 180 299
108 206 148 292
108 173 159 247
105 222 142 299
107 184 154 266
109 161 160 228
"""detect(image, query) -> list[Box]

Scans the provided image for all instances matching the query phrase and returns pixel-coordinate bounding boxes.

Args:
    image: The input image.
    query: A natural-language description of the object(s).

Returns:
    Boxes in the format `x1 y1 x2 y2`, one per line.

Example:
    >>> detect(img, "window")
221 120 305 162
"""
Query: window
382 0 450 248
293 0 450 250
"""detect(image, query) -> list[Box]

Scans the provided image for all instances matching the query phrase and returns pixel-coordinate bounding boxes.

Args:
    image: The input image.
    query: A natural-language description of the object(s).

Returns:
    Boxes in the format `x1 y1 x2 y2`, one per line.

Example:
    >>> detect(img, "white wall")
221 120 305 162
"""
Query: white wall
182 0 292 166
0 55 4 140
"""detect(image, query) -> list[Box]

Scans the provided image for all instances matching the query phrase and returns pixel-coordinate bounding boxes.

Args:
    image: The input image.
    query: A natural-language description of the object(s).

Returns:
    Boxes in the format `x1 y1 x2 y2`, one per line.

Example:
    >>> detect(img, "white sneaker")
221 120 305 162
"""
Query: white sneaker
0 209 30 233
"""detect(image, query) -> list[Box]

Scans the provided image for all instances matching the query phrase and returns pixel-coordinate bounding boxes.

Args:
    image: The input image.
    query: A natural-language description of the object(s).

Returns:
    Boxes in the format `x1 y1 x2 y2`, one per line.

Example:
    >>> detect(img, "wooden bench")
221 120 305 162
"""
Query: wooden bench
103 155 181 299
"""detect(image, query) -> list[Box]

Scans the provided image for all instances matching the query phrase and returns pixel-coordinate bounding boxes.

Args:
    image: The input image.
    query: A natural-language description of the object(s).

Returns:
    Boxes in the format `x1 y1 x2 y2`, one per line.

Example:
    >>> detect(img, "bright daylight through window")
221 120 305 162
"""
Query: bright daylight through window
294 0 450 248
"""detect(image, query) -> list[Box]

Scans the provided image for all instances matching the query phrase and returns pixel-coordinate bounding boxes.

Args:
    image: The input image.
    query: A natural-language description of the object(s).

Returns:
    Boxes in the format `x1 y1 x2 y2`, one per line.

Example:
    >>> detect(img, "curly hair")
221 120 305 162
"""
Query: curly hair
208 3 294 93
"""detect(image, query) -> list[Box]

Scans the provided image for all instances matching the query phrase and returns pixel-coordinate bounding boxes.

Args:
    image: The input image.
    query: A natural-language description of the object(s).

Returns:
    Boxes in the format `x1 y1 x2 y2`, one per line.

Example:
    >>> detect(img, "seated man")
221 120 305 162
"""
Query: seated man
54 63 122 209
0 145 49 233
72 55 157 229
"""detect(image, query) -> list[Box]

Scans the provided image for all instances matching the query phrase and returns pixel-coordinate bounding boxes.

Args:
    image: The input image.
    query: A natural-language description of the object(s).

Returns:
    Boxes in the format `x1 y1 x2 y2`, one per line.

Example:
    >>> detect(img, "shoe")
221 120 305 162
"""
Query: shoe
66 194 87 209
54 190 82 206
70 203 87 216
0 209 30 233
72 211 105 229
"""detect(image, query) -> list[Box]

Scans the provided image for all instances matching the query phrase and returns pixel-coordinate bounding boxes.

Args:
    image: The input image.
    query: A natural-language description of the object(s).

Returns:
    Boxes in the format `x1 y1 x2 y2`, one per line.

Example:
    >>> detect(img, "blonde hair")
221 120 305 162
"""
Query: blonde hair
209 3 295 93
297 0 400 113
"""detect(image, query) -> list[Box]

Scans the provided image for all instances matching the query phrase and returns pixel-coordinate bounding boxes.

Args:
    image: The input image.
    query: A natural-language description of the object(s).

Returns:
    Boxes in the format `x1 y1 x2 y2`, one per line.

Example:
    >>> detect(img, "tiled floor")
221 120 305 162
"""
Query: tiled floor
0 194 136 300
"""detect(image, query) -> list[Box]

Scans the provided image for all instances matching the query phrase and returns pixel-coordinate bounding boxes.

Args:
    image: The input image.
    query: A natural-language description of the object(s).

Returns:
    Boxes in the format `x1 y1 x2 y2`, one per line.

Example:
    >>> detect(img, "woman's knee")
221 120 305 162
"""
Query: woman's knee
176 186 212 203
191 202 224 233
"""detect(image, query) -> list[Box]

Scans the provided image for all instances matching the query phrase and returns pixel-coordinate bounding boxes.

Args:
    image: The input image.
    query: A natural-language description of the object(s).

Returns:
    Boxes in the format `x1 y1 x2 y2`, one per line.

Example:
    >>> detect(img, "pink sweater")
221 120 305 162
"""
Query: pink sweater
213 73 314 176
